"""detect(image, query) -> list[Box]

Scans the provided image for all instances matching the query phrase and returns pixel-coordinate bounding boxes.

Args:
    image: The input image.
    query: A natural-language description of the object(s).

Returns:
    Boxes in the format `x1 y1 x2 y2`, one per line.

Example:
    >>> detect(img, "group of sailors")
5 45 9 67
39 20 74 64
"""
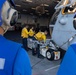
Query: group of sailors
21 25 48 57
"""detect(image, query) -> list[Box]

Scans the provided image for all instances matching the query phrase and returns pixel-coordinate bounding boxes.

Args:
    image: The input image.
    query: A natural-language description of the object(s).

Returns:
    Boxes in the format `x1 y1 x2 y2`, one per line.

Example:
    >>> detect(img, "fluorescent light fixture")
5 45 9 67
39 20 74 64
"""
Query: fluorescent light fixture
44 4 49 6
23 9 27 11
45 10 49 12
57 1 60 3
41 4 44 6
41 4 49 6
16 4 21 7
31 8 36 10
26 0 32 2
30 13 33 15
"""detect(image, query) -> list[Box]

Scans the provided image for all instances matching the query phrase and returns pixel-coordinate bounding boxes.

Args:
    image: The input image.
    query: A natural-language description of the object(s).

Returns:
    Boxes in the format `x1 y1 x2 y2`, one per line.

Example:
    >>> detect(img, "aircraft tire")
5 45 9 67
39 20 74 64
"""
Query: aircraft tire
46 49 54 61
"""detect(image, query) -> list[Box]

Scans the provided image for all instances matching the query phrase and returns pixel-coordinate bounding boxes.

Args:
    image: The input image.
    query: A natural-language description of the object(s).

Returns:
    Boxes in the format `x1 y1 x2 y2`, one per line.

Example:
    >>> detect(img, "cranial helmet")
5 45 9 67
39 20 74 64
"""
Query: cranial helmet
0 0 18 32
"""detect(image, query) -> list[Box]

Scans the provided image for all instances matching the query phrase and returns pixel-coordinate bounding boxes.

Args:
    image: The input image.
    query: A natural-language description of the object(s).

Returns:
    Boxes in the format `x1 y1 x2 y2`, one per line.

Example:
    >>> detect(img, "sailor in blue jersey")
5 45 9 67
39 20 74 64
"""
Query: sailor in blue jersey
0 0 32 75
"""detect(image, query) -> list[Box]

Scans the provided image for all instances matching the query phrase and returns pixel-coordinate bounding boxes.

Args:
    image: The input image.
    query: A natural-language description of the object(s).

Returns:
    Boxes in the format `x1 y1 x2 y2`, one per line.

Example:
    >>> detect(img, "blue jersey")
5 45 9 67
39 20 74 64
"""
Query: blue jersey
13 48 32 75
0 0 6 26
0 35 32 75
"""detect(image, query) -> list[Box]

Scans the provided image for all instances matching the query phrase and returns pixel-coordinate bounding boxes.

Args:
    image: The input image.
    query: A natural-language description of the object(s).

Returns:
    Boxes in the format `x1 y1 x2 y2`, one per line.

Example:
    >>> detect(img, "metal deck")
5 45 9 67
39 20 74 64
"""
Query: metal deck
5 31 61 75
28 50 61 75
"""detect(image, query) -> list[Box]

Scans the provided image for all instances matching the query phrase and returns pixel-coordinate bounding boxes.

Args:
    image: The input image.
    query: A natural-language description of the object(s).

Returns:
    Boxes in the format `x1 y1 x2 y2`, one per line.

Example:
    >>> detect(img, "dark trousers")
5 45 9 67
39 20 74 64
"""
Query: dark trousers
29 36 34 40
32 37 40 57
36 44 40 58
22 38 28 51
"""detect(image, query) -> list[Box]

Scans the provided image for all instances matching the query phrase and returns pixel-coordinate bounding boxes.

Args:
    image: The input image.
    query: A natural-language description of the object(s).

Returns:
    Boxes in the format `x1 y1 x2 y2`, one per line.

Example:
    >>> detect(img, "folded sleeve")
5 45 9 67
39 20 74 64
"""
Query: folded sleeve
13 48 32 75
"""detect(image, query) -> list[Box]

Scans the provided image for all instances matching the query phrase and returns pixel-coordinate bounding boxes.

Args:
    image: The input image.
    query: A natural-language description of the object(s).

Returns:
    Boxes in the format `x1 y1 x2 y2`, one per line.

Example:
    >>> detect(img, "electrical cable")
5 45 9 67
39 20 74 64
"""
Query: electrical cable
59 34 76 48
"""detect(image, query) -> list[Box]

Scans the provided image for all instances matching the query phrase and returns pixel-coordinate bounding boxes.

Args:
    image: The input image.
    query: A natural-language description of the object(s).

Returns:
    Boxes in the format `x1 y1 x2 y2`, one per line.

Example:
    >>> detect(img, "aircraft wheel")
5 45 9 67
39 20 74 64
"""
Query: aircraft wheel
46 49 54 61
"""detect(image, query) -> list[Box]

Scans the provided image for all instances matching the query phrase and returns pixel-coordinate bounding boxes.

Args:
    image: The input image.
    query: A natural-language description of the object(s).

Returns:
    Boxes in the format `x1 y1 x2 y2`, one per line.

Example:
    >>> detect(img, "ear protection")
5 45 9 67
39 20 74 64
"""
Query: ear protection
10 11 18 26
1 0 18 26
73 14 76 29
5 7 18 26
7 0 15 7
7 7 11 19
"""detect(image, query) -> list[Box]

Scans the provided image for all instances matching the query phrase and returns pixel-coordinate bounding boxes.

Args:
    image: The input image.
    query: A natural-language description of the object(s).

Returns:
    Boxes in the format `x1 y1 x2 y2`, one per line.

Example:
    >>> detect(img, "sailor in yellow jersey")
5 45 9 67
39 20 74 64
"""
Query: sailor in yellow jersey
29 27 35 39
21 25 29 51
34 30 47 42
32 30 48 57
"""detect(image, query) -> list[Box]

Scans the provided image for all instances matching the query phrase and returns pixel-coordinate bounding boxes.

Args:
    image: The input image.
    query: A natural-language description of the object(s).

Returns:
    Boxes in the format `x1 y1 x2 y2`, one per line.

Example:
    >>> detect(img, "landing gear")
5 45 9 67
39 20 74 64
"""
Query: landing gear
46 49 60 61
46 49 54 61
